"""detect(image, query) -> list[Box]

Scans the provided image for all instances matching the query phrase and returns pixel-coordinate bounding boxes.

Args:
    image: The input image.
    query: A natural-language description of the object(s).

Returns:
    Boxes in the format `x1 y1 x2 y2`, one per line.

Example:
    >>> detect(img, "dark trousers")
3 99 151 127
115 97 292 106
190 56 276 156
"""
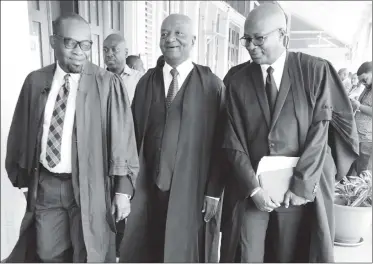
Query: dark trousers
353 142 372 175
148 184 170 263
238 199 310 263
116 220 126 257
35 165 86 262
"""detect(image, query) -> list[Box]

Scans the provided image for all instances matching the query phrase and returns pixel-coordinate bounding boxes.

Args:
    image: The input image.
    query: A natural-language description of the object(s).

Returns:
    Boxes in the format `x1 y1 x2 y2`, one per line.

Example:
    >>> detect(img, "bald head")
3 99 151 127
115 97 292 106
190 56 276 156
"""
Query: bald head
160 14 196 67
243 3 287 65
245 3 287 34
103 34 127 74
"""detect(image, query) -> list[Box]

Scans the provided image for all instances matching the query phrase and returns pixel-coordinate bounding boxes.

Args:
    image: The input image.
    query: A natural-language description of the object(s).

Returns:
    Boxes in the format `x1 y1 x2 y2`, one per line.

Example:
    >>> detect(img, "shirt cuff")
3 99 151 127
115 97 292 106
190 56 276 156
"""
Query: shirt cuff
205 196 220 201
250 187 261 197
115 193 131 199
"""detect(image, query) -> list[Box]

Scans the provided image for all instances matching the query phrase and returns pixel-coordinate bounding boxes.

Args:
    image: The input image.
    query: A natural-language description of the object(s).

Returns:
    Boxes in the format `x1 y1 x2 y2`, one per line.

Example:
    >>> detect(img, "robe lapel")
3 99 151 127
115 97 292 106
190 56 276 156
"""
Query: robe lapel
35 64 56 125
270 54 291 132
75 62 95 160
250 63 271 128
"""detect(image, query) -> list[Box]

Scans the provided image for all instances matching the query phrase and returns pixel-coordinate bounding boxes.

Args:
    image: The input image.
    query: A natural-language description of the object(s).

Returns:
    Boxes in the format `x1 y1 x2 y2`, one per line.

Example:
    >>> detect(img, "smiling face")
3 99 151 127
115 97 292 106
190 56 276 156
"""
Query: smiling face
159 14 196 67
50 18 91 73
244 4 287 65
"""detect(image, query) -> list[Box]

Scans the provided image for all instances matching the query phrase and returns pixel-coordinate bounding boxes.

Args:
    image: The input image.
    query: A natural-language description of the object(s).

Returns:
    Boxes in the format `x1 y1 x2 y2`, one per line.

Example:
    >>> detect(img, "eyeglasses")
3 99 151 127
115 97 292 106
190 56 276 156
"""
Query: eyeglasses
54 34 93 51
240 28 282 47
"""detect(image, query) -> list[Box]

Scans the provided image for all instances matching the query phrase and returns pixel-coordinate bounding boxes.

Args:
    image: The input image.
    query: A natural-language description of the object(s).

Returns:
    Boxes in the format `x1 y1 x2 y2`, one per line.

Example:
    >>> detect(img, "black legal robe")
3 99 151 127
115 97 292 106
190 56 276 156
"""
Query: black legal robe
120 63 226 262
220 52 359 262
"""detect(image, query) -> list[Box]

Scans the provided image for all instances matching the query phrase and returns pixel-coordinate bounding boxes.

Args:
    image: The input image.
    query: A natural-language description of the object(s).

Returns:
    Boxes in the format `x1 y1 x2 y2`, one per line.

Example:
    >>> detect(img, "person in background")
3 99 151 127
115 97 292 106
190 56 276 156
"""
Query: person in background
220 3 359 263
120 13 225 263
126 55 146 74
104 34 143 104
348 73 365 100
350 61 373 175
338 68 352 92
5 13 139 262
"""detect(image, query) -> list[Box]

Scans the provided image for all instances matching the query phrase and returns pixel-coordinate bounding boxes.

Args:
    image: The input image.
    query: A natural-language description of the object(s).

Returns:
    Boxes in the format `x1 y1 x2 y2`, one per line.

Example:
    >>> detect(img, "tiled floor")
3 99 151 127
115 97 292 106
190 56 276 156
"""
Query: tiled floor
334 224 372 263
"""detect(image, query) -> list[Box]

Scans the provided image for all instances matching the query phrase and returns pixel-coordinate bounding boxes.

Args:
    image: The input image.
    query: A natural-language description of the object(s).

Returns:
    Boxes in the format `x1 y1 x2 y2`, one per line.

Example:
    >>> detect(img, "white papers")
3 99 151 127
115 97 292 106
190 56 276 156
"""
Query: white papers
256 156 300 180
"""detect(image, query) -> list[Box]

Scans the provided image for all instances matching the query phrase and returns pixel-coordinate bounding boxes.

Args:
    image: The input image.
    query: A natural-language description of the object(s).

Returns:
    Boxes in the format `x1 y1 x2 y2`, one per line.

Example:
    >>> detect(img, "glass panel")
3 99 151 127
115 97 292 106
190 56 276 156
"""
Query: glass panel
31 0 40 10
90 0 99 26
30 21 43 69
90 34 100 66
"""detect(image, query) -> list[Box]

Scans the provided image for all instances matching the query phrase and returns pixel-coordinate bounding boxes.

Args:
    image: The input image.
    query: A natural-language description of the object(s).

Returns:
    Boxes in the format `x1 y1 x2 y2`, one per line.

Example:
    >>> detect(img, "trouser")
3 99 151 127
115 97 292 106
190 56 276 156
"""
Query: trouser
149 184 170 263
354 142 372 175
238 199 311 263
35 165 86 262
116 219 126 257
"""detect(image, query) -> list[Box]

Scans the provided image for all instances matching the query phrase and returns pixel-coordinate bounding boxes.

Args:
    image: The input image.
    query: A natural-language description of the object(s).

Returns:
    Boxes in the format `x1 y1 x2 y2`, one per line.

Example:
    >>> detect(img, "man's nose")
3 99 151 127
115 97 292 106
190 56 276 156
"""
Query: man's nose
166 34 176 43
72 44 84 55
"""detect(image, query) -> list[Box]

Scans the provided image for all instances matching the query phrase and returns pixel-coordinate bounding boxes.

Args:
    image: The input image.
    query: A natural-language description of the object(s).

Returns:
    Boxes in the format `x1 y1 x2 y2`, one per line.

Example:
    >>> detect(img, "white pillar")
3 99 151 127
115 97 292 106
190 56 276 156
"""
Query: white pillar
1 0 29 259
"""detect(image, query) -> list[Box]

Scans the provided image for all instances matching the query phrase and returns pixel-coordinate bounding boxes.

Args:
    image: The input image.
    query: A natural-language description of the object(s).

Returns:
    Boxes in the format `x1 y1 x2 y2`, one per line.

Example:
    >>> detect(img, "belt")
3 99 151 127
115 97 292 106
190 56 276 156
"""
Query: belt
39 163 72 180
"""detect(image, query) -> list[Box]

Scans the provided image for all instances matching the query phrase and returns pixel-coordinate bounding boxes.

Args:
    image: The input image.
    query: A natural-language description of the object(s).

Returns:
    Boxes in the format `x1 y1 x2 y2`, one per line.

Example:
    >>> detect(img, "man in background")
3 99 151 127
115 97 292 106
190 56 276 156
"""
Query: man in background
350 61 372 175
338 68 352 92
127 55 146 74
104 34 143 103
349 73 365 99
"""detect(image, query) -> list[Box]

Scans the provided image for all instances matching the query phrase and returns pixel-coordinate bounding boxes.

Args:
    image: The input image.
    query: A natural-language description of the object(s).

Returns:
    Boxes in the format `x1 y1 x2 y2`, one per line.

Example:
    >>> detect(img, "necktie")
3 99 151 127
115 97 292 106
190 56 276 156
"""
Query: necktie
265 66 278 115
46 74 71 168
165 68 179 109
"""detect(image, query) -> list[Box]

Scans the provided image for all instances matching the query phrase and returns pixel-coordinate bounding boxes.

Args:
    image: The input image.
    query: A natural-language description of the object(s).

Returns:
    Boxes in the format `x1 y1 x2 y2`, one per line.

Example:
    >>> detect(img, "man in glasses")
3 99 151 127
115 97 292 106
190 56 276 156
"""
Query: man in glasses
5 13 139 263
103 34 143 104
220 3 359 262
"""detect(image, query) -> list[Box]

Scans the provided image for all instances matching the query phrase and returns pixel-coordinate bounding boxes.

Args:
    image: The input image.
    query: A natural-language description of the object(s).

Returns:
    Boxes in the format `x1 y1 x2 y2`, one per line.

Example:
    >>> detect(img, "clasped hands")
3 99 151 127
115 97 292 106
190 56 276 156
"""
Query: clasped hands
251 188 310 212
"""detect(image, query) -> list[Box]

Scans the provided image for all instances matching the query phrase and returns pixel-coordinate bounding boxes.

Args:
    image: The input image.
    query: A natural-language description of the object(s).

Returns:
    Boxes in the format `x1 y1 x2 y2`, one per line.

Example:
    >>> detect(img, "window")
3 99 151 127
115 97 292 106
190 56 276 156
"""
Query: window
228 23 239 69
145 1 154 68
216 13 220 33
28 1 52 69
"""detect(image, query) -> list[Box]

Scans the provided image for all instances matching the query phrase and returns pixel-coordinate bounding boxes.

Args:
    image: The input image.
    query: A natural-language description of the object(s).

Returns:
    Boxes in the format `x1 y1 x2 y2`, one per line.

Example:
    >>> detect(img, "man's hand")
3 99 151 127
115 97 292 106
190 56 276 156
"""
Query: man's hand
202 196 219 222
283 190 310 208
111 194 131 222
350 98 361 111
251 189 281 212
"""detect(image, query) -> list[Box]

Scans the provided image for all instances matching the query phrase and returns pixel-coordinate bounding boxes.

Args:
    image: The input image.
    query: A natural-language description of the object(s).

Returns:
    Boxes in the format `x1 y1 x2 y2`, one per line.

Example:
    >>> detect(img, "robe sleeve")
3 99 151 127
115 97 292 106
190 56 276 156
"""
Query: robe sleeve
222 84 260 198
290 61 334 201
5 73 32 188
206 79 226 198
108 74 139 196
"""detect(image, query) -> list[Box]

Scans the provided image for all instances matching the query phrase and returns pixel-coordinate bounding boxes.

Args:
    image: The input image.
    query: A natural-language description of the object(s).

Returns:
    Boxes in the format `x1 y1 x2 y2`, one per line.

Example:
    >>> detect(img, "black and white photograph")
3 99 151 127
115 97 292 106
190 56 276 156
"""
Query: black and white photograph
1 0 372 263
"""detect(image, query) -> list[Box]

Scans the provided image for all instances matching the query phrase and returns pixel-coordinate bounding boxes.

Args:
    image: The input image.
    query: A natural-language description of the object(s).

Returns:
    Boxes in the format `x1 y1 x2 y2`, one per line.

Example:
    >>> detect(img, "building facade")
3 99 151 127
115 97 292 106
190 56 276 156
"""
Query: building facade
25 0 256 79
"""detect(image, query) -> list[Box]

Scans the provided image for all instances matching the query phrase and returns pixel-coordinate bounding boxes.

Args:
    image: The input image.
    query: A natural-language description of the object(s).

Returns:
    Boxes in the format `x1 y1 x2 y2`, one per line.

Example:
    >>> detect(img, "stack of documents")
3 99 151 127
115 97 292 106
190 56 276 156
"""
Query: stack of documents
256 156 300 202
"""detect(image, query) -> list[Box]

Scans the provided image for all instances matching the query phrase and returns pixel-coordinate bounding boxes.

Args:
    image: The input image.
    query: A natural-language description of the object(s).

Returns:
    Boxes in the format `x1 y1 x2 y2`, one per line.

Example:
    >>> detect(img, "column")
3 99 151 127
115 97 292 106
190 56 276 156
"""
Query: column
1 0 29 259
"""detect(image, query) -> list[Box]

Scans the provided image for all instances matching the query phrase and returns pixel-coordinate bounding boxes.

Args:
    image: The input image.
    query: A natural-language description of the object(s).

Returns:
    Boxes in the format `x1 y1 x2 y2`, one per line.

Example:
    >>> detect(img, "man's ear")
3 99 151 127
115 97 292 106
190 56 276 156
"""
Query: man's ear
192 35 196 46
49 35 56 49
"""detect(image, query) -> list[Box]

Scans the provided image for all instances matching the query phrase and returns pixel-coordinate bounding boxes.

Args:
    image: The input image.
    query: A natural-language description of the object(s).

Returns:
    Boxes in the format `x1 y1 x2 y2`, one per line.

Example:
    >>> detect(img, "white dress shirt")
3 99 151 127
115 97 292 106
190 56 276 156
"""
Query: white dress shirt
163 58 194 97
119 64 143 104
40 62 80 173
260 50 287 90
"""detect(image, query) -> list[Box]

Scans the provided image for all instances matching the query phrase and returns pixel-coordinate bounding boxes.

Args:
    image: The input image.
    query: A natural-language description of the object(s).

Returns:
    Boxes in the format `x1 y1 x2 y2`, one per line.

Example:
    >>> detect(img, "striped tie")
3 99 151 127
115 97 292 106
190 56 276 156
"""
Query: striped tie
45 74 70 168
166 68 179 109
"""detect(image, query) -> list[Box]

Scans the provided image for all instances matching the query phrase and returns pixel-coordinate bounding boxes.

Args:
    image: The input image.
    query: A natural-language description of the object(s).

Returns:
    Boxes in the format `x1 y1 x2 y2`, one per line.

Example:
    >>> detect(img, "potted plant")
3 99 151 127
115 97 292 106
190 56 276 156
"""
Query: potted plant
334 170 372 246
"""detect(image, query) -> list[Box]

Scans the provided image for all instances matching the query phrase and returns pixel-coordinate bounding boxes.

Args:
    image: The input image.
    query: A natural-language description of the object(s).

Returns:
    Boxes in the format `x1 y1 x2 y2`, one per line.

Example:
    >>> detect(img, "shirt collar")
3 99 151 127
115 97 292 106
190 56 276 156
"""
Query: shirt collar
260 50 287 73
55 61 81 83
122 64 133 76
164 58 194 76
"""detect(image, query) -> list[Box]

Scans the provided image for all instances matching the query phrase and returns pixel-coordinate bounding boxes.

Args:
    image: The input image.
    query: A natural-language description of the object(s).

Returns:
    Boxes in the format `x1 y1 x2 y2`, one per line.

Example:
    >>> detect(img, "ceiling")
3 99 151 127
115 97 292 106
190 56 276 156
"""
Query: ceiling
278 1 372 47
